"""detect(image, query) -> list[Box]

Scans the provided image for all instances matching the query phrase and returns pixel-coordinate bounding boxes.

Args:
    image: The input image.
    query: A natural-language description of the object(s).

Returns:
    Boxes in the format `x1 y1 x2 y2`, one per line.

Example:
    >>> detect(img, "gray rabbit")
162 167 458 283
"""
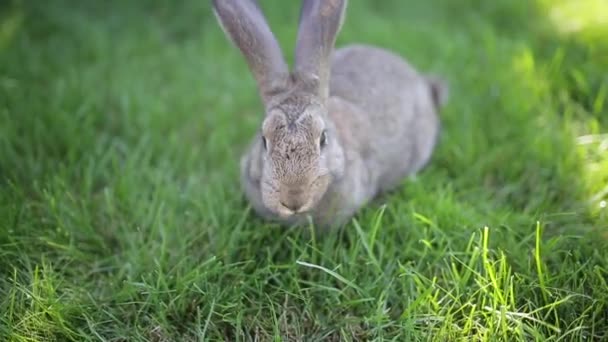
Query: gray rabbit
213 0 448 228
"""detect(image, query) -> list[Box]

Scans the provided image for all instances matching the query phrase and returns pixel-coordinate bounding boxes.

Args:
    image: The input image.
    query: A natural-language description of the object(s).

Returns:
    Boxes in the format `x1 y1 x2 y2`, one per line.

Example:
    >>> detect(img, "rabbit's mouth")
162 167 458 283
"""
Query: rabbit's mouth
277 198 314 218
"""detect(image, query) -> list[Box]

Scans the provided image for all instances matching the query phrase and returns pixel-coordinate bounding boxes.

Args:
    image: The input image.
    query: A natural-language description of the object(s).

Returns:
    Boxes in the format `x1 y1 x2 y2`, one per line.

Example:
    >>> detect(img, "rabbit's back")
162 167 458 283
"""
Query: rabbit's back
329 44 440 192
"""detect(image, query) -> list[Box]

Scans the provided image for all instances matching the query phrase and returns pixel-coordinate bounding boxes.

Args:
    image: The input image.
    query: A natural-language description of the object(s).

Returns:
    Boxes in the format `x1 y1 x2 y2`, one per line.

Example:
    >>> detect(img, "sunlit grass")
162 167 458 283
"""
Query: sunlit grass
532 0 608 228
541 0 608 35
577 133 608 223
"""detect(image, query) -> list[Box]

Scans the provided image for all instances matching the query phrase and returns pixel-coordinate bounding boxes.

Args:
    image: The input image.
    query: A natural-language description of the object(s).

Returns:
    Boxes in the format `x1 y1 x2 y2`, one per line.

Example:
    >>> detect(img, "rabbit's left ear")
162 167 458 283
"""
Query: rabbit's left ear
212 0 289 105
294 0 347 103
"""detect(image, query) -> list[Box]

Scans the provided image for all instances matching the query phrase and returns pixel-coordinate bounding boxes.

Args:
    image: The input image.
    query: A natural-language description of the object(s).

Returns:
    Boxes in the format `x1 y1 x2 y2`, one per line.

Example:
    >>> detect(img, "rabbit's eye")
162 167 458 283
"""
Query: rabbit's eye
261 136 268 150
319 130 328 149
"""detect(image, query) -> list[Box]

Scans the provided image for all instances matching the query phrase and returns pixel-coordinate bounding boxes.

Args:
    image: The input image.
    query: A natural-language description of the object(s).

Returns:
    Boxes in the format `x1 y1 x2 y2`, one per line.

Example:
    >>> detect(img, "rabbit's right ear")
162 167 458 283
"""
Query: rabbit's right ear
212 0 289 105
294 0 347 103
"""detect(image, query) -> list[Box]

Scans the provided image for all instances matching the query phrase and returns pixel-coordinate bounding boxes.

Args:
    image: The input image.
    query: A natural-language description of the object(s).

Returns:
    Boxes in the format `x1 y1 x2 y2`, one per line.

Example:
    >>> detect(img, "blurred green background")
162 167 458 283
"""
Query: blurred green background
1 0 607 340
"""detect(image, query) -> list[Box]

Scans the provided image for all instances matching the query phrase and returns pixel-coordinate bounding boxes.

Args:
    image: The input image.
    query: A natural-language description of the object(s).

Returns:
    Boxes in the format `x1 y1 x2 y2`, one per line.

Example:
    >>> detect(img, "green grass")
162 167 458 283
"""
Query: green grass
1 0 607 340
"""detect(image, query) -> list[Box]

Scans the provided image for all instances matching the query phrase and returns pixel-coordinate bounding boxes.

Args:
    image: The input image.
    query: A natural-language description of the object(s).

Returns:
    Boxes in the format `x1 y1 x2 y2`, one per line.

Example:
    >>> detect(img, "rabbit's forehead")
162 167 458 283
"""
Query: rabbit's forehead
263 110 324 136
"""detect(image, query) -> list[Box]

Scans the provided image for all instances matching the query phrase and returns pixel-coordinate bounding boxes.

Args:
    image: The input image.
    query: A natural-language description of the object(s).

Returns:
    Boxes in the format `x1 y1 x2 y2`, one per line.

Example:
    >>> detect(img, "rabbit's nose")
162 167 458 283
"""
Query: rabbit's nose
280 188 306 212
280 200 301 212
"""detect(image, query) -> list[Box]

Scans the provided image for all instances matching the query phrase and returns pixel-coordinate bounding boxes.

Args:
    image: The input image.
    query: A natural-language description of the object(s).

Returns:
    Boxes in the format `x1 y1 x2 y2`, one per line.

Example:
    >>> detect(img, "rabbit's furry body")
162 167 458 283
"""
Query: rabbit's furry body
214 0 447 228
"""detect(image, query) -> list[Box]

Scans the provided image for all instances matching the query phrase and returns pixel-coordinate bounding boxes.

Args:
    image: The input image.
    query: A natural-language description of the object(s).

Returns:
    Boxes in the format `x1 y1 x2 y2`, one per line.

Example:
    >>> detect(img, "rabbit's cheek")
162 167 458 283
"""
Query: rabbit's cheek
309 174 331 206
296 197 315 214
260 180 280 210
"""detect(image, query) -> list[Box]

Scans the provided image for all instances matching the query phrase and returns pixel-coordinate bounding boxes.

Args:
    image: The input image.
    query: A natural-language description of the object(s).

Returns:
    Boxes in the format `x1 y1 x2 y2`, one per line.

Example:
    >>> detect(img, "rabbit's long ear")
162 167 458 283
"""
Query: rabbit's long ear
212 0 289 104
294 0 347 102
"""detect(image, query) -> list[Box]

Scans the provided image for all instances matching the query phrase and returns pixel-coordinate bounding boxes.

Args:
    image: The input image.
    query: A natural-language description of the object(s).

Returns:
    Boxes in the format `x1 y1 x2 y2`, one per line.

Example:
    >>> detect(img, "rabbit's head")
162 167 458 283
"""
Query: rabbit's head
258 92 345 217
213 0 347 218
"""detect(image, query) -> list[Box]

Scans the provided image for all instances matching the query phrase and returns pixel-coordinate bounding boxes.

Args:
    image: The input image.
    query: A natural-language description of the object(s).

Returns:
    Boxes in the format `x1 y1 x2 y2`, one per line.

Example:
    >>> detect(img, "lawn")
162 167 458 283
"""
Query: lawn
1 0 607 340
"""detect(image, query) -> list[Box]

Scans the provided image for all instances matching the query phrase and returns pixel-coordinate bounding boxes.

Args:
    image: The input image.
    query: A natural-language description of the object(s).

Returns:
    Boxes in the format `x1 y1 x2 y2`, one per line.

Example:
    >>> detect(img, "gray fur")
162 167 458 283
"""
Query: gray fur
212 0 289 105
214 0 448 228
295 0 348 101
